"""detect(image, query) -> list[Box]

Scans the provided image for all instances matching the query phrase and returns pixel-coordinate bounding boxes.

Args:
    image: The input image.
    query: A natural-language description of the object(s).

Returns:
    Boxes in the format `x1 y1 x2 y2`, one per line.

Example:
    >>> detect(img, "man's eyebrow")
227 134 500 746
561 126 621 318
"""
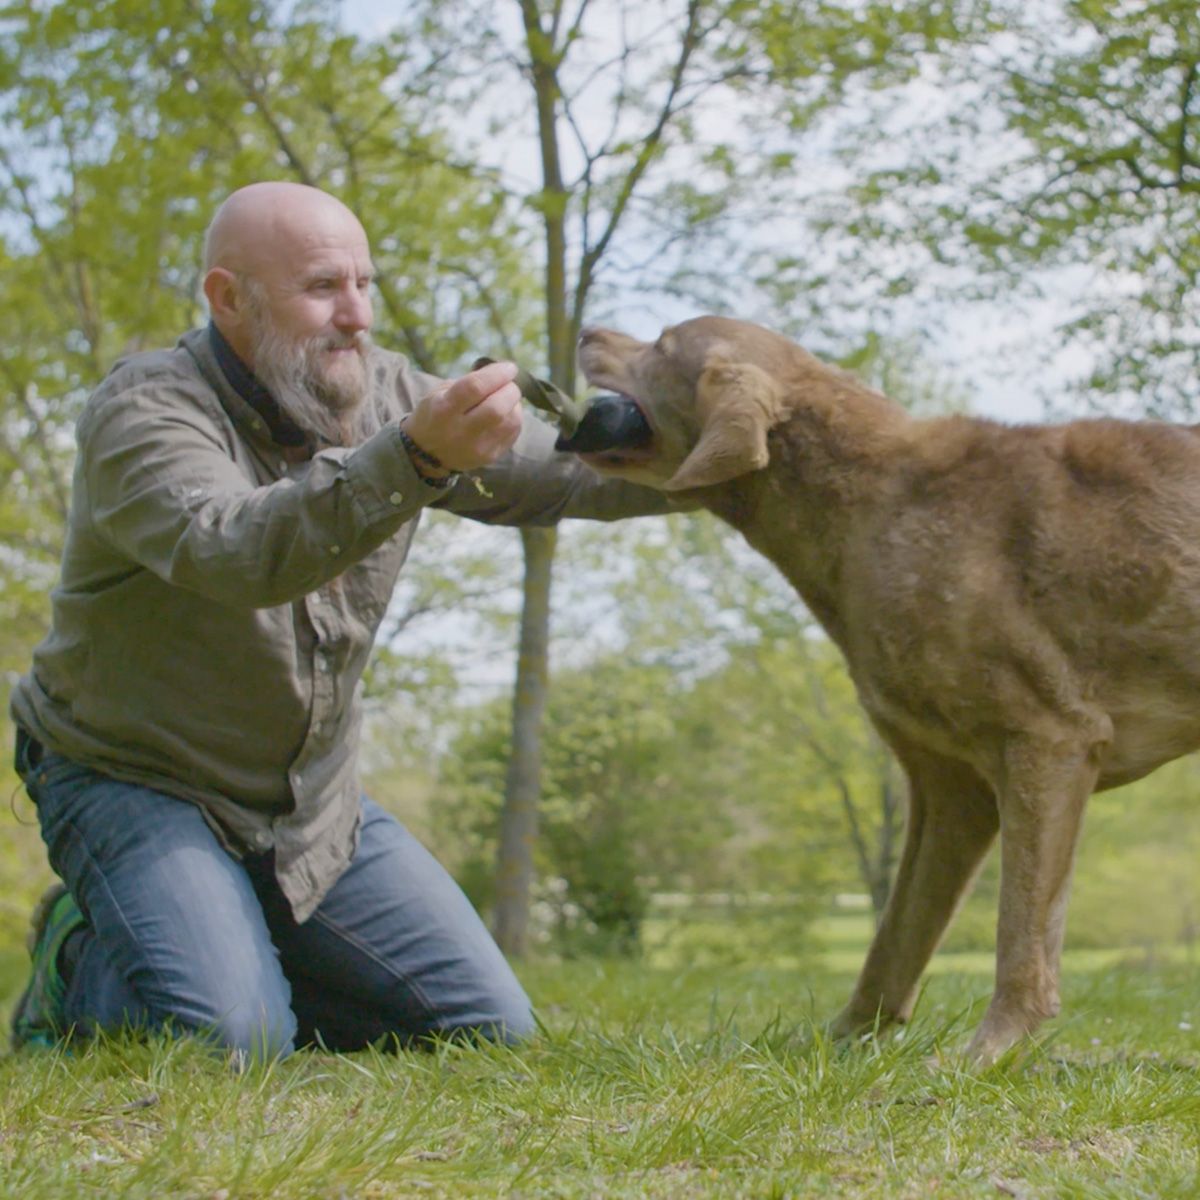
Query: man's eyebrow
300 264 376 283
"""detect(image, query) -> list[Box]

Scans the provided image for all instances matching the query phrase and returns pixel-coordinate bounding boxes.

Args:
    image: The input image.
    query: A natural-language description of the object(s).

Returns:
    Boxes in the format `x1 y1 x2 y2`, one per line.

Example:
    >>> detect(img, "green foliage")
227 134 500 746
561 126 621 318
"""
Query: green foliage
752 0 988 102
0 0 543 370
808 0 1200 414
1068 756 1200 951
437 655 739 954
559 513 906 915
644 891 824 968
983 0 1199 411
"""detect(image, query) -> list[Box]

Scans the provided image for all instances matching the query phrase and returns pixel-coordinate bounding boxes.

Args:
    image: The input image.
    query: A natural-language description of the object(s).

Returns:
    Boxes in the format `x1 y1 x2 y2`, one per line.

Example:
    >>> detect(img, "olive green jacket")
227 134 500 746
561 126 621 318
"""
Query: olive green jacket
10 328 674 920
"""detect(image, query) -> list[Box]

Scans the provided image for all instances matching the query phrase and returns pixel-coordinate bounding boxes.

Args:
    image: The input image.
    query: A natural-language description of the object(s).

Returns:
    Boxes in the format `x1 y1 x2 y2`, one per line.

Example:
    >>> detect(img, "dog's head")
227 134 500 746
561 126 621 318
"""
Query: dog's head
560 316 796 491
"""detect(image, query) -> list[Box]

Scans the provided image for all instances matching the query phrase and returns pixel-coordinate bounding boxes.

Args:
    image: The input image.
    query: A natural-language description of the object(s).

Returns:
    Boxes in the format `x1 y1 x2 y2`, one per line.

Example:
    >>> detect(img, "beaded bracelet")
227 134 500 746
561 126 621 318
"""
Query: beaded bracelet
398 420 458 489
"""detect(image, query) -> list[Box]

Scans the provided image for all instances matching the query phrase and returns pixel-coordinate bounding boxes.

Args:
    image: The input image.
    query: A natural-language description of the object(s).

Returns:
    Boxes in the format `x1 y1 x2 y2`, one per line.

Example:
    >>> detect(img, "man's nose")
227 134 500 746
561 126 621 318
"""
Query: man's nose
334 284 372 333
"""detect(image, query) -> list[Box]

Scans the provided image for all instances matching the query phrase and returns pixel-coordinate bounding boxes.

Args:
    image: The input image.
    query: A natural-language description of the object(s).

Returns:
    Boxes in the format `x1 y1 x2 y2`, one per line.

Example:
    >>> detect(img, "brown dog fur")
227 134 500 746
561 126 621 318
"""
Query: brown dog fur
575 315 1200 1064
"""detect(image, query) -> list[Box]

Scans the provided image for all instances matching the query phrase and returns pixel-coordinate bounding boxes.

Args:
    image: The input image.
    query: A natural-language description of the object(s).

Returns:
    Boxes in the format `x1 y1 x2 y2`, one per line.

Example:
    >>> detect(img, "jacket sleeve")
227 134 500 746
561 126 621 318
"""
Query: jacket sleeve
432 407 685 525
79 381 449 608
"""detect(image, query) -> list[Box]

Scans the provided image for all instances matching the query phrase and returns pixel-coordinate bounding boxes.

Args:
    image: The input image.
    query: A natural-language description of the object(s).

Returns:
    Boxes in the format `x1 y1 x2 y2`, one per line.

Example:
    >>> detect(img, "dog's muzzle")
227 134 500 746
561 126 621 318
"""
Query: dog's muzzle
554 394 652 453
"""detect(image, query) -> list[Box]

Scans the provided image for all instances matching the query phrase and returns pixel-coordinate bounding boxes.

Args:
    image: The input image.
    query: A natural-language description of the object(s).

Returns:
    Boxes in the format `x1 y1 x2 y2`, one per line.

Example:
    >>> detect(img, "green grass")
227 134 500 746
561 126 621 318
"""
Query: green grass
2 957 1198 1198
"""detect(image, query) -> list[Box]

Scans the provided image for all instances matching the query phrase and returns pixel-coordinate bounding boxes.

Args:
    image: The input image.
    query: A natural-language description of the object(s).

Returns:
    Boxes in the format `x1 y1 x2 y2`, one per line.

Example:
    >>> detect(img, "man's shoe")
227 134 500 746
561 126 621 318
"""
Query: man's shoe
10 881 85 1050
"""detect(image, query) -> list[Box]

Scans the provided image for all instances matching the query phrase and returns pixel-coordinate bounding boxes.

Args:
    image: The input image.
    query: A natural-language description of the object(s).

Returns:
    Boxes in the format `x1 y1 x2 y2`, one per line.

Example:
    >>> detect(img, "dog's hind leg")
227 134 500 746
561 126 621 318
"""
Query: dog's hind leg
966 734 1098 1065
831 750 998 1041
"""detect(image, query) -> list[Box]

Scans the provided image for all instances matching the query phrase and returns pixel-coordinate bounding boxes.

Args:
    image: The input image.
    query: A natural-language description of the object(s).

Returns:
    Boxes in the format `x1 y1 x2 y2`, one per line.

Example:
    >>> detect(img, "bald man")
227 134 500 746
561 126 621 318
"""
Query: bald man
9 182 674 1059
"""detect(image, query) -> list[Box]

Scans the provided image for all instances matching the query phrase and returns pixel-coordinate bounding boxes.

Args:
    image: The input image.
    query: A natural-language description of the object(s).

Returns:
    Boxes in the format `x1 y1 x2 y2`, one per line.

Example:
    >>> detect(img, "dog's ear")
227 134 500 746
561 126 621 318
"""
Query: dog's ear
664 360 785 491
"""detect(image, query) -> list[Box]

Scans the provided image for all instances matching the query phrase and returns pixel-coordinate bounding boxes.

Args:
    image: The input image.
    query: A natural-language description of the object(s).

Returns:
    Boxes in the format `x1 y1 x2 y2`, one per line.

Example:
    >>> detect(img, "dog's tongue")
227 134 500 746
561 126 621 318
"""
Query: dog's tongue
554 394 652 453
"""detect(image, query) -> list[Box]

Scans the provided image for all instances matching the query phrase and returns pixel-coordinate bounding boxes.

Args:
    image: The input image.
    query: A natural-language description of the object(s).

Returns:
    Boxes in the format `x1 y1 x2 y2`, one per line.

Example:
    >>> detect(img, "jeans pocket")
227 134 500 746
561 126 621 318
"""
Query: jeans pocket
22 753 105 841
35 753 95 789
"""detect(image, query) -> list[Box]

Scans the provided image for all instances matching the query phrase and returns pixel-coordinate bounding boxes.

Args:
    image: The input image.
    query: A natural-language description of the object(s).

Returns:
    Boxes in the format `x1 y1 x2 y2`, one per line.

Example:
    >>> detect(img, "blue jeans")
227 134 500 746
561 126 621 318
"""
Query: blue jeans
16 732 533 1059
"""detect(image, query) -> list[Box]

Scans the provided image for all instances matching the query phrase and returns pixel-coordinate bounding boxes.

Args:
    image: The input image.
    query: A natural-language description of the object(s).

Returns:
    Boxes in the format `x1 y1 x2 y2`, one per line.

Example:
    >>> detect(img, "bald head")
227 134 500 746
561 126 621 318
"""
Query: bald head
201 181 375 378
203 182 368 276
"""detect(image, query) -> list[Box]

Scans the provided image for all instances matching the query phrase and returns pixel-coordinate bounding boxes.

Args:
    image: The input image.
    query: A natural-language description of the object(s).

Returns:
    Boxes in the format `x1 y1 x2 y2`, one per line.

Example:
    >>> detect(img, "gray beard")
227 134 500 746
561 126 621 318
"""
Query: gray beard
250 325 379 448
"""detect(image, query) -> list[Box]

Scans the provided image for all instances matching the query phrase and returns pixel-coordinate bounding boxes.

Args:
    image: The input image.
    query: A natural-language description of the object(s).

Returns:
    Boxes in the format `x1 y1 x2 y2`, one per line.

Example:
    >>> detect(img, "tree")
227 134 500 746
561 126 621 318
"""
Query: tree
794 0 1200 415
439 648 802 956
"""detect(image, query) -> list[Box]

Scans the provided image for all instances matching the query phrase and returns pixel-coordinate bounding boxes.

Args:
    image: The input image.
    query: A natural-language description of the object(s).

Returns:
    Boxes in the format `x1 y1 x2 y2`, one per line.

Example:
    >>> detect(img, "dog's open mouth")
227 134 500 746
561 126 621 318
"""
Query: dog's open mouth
554 392 654 467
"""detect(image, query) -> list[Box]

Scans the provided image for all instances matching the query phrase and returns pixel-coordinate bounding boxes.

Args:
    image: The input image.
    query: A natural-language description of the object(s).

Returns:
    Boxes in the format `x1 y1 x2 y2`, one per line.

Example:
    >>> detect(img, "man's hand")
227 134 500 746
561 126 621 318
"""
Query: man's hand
403 360 523 475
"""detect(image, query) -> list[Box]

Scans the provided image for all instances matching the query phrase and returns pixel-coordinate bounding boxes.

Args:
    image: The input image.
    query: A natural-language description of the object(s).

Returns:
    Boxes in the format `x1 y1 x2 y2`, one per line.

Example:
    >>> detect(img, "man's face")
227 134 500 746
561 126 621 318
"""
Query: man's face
202 190 384 445
240 251 376 446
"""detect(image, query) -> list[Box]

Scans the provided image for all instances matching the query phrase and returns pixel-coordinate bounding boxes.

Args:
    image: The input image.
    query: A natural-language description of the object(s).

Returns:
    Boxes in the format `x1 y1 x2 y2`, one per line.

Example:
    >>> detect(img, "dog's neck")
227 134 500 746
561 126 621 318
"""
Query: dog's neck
704 369 914 646
776 358 912 470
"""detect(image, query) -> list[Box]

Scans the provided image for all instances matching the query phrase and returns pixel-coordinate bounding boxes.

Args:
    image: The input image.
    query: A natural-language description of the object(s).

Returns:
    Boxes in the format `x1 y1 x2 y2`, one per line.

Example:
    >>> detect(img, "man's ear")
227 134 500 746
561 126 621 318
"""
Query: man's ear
664 360 785 491
202 267 242 323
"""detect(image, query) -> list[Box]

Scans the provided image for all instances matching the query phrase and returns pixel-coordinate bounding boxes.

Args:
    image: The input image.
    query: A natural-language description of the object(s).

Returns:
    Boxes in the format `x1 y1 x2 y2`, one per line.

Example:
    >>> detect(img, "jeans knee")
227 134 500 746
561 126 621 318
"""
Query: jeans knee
489 1000 536 1045
199 999 297 1063
449 979 536 1046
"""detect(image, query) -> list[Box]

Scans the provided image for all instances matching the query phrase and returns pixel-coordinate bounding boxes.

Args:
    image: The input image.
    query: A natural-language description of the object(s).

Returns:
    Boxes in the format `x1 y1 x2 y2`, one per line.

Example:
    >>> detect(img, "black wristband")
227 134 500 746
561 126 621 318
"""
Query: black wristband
398 421 457 489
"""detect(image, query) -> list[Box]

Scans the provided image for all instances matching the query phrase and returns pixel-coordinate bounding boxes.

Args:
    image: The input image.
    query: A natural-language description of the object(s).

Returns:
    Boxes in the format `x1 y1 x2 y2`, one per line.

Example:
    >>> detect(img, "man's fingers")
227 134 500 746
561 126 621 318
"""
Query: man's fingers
441 360 519 414
466 380 523 421
405 372 525 473
464 386 524 454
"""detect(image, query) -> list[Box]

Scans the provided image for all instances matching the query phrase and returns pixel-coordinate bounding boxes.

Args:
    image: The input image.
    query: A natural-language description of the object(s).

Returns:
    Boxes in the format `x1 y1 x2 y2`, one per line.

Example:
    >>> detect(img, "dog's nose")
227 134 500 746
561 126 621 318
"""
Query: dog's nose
554 394 652 453
578 326 600 346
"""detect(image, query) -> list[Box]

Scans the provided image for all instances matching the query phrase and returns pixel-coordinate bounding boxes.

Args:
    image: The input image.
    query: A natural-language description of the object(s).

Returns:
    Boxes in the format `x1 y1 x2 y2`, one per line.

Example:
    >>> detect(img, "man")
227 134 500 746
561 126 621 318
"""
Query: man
8 181 673 1060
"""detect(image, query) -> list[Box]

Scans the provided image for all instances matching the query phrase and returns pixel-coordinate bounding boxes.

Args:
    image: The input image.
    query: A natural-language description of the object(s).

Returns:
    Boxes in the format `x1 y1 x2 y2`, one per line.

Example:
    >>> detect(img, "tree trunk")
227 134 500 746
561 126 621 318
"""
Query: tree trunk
492 524 557 956
491 3 572 958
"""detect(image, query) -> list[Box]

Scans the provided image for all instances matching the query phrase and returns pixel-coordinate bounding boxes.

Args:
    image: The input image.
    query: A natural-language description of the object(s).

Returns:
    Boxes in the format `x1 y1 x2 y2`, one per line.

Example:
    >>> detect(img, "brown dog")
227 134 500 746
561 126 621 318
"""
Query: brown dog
562 314 1200 1064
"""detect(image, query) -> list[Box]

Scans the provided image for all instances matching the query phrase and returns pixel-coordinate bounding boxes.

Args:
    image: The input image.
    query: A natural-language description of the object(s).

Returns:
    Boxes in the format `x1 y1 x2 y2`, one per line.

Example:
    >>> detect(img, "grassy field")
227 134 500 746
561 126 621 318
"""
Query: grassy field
2 943 1198 1198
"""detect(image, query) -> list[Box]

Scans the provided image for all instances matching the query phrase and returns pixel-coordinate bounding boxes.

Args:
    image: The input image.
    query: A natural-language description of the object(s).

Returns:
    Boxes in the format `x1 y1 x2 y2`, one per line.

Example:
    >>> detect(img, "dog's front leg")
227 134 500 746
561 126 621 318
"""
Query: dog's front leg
832 752 998 1040
967 736 1098 1065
